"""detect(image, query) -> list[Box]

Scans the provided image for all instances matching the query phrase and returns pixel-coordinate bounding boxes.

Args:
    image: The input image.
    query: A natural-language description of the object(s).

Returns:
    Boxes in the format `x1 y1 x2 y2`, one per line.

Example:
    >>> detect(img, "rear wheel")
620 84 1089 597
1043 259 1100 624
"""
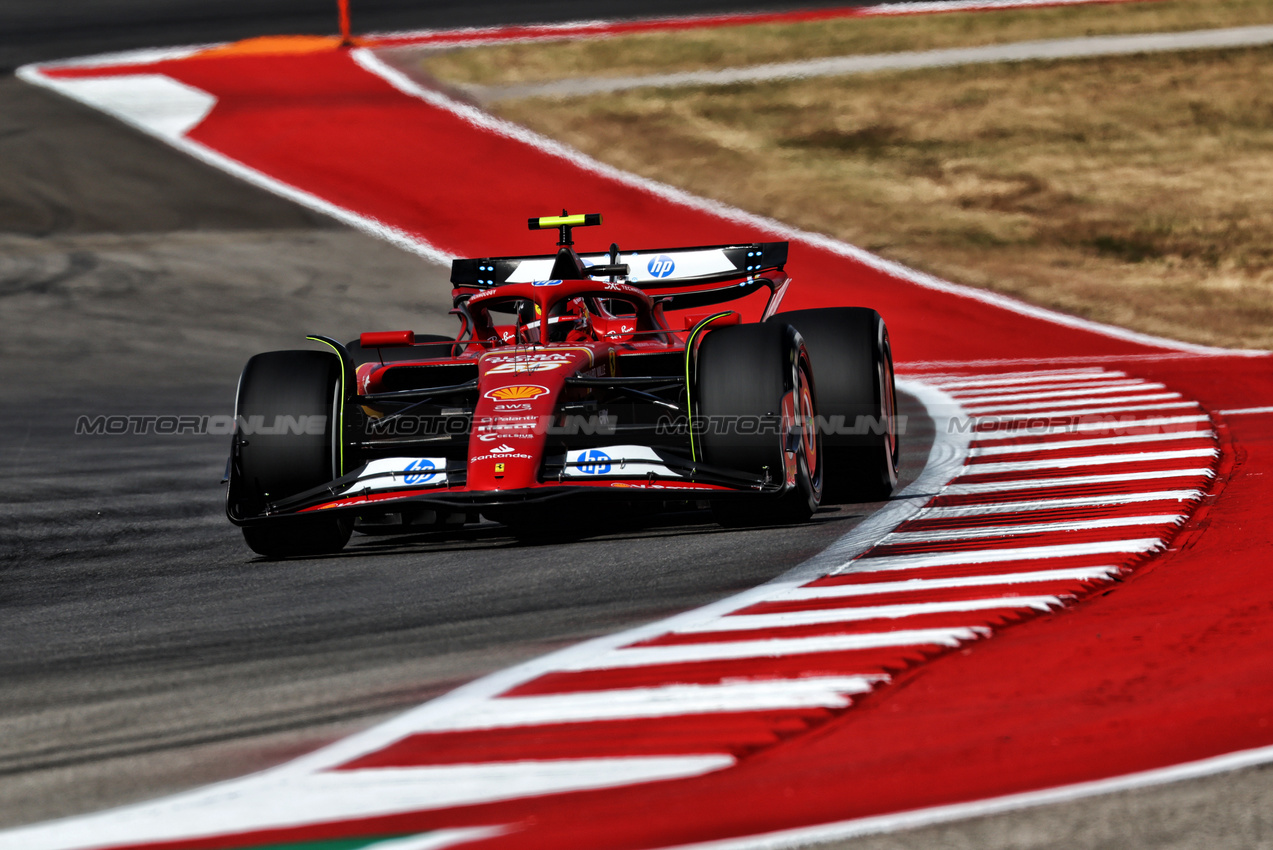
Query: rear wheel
234 350 352 558
696 322 822 527
768 308 899 502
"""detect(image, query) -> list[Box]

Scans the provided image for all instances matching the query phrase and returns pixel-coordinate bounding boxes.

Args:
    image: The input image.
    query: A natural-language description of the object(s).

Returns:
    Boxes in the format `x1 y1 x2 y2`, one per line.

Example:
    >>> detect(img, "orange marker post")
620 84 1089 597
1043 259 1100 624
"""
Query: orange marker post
338 0 353 46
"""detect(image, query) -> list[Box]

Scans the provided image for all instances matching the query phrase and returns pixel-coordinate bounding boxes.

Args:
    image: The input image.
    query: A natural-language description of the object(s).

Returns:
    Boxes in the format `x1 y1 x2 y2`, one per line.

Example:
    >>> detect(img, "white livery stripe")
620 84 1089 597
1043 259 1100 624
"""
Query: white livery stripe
676 598 1063 633
915 490 1204 519
885 515 1185 543
964 448 1217 475
970 430 1214 456
968 414 1210 440
854 538 1165 572
953 382 1165 404
780 567 1123 601
415 678 880 730
964 392 1181 413
942 468 1215 495
568 629 984 670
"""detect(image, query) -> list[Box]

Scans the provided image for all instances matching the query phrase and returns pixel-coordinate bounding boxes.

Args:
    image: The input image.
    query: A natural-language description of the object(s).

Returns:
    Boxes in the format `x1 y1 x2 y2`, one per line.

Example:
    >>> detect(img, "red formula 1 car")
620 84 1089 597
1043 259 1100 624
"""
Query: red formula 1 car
225 214 899 557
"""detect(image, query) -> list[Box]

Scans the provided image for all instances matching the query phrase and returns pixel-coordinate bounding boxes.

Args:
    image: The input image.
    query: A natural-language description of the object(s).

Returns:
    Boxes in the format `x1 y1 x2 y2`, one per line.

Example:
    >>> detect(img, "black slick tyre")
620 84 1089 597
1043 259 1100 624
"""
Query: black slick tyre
768 307 899 503
695 322 823 527
234 350 352 558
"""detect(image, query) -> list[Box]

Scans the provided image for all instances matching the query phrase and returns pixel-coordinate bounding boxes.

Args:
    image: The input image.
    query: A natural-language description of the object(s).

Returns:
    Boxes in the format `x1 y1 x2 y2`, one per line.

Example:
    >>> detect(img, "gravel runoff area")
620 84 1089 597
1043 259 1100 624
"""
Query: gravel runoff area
463 24 1273 101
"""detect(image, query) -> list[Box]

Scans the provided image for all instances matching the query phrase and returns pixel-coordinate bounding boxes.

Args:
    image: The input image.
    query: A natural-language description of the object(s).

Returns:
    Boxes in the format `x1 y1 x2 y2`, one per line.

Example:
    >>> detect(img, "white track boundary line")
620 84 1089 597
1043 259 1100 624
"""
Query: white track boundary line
665 742 1273 850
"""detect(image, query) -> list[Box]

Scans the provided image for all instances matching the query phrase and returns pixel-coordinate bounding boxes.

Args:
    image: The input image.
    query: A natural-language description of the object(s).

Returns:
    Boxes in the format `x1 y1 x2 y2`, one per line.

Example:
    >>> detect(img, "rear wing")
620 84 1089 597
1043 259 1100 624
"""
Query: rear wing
451 242 788 290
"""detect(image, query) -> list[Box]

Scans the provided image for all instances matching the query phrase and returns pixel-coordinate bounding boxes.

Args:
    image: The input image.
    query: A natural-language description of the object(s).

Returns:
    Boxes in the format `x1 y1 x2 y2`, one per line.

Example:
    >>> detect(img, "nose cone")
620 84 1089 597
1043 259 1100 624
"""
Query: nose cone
466 348 597 491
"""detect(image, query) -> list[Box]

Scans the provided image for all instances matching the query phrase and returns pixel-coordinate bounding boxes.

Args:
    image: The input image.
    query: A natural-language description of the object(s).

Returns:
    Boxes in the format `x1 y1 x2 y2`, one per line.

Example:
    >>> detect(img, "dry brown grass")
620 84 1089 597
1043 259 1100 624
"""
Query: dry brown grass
423 0 1273 87
488 45 1273 350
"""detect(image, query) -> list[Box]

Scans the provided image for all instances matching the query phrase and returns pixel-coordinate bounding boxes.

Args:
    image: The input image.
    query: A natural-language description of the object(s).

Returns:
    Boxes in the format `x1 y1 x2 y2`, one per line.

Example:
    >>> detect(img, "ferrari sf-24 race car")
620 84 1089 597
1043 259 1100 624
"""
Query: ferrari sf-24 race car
225 214 899 557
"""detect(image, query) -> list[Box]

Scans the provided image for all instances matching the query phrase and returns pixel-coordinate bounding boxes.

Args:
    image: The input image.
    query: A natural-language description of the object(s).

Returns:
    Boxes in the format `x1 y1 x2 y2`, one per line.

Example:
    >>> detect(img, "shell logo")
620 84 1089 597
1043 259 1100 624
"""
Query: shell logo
485 384 550 401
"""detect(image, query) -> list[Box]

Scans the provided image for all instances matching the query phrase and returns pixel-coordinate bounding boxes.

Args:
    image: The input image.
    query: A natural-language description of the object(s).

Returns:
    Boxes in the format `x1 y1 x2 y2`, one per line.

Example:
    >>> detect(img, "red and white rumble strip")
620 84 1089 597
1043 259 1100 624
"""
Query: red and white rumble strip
3 369 1218 850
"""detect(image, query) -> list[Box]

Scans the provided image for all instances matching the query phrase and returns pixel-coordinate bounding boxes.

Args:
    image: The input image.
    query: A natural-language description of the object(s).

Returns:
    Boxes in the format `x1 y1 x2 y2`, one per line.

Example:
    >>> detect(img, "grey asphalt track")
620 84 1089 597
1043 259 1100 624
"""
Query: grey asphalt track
0 70 932 828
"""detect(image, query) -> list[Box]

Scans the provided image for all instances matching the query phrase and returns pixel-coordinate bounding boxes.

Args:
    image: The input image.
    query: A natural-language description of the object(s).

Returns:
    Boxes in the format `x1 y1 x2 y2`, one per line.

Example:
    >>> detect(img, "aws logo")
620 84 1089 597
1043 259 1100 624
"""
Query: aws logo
484 385 549 401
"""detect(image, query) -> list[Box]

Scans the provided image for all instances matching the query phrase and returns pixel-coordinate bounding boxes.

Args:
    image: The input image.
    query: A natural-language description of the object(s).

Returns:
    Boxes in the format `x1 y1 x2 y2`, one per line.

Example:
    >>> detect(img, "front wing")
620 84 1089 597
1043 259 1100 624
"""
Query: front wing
227 445 791 526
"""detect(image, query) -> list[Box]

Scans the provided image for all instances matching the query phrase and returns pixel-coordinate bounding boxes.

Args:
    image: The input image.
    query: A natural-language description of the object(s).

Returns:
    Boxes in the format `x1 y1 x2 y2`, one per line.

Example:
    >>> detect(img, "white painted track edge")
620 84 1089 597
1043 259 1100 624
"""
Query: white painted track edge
662 742 1273 850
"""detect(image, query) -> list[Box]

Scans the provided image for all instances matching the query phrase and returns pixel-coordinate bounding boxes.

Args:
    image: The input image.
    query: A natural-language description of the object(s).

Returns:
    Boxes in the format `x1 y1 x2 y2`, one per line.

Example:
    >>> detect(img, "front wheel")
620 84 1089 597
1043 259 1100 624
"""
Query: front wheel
695 322 823 527
231 349 352 558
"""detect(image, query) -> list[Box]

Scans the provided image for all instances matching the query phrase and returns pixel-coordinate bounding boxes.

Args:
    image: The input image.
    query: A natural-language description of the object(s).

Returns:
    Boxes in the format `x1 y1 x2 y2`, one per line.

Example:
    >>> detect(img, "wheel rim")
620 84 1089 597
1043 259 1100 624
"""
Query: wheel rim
781 354 821 495
879 329 900 479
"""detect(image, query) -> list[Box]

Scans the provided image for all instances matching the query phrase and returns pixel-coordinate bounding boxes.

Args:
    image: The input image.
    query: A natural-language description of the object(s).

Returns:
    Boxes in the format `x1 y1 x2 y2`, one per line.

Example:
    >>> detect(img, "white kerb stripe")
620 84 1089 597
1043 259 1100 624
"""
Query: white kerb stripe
943 468 1215 495
783 567 1122 600
42 74 215 139
970 400 1199 421
926 370 1122 390
953 382 1165 405
568 629 984 670
970 430 1213 455
852 538 1164 572
915 490 1204 518
964 392 1180 413
675 597 1063 633
413 678 879 730
968 414 1210 440
964 447 1217 475
944 378 1141 397
885 515 1185 543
